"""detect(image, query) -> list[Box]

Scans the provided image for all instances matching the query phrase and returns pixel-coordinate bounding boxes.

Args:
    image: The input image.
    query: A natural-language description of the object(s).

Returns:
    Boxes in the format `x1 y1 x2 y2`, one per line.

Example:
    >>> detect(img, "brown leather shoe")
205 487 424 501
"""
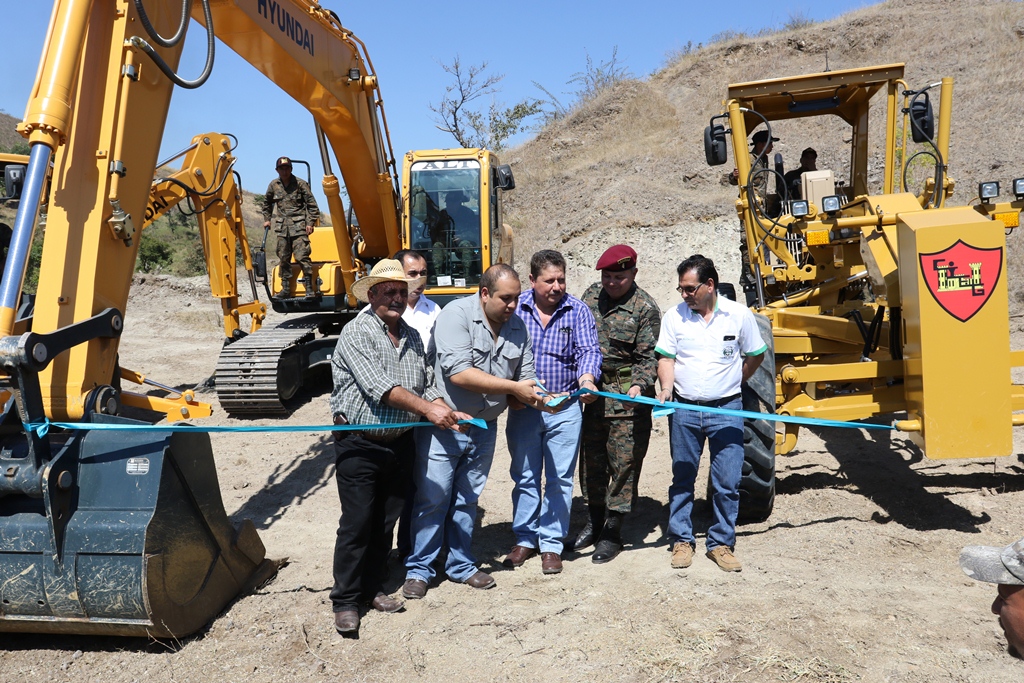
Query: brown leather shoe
371 593 404 613
706 546 742 572
502 544 538 568
463 570 496 589
334 609 360 634
541 552 562 574
402 579 427 599
671 542 694 569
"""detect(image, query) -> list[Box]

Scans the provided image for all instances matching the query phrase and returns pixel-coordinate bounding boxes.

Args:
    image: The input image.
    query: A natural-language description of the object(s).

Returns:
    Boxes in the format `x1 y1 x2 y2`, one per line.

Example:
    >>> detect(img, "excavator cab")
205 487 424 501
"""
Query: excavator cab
402 149 515 304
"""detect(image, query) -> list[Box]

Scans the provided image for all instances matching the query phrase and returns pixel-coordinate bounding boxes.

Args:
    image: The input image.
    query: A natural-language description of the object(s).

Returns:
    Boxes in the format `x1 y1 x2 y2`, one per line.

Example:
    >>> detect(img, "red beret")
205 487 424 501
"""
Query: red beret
595 244 637 271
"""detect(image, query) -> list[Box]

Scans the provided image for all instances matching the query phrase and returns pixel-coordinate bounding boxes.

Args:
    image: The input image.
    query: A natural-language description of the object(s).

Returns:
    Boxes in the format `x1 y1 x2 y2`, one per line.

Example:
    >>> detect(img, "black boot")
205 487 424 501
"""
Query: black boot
572 506 605 551
592 511 623 564
303 274 320 299
277 276 292 299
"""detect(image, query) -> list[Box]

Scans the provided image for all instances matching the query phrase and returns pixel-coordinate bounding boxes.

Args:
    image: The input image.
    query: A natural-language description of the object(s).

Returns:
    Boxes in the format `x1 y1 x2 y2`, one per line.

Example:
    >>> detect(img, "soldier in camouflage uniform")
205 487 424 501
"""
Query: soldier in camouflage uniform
262 156 320 298
575 244 661 564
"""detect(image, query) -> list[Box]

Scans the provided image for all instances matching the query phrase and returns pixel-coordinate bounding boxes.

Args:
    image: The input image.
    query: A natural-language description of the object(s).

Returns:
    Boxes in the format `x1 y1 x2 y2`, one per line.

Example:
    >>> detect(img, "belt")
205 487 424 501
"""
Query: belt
673 392 741 407
333 414 399 444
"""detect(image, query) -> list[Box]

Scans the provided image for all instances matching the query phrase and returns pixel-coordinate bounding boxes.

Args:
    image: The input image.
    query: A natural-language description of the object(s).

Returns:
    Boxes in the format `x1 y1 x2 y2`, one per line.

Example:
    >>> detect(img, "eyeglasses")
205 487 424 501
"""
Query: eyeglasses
676 282 709 295
373 287 407 299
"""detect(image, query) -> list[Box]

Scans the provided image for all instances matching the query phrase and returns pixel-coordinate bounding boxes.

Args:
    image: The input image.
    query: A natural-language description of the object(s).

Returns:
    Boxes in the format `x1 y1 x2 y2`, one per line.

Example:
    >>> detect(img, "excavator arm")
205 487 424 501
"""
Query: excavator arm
143 131 267 341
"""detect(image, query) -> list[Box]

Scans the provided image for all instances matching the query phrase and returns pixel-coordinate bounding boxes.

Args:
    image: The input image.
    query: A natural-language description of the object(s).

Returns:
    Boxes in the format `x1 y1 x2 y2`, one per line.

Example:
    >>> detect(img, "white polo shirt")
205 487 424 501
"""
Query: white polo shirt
402 295 441 349
655 295 767 401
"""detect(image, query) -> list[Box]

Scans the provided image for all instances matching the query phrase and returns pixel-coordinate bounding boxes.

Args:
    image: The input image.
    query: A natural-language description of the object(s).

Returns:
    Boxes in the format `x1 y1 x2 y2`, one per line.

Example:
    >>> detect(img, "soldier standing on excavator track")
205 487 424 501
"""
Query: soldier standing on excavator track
573 245 661 564
262 156 320 298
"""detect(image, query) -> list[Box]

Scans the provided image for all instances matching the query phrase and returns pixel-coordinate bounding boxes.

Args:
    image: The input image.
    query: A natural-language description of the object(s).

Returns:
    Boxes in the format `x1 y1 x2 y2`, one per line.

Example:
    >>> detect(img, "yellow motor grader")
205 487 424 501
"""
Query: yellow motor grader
703 63 1024 519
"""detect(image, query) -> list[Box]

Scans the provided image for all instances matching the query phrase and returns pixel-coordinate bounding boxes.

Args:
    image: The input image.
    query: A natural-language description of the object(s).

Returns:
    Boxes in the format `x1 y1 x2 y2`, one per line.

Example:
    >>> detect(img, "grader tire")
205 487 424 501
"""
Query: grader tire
738 313 776 523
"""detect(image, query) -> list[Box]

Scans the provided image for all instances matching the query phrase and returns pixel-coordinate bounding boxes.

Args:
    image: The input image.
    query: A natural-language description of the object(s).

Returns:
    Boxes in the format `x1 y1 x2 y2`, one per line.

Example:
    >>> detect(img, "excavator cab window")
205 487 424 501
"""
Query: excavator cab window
409 160 483 287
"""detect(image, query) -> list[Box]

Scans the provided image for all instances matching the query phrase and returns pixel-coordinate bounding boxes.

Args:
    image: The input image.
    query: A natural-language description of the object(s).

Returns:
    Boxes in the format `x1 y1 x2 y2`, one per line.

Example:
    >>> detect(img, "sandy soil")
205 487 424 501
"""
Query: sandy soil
2 274 1024 683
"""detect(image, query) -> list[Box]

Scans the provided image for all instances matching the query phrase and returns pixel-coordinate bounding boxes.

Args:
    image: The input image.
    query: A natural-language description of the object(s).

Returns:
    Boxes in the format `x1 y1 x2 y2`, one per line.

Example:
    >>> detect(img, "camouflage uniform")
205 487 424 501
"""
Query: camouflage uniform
580 282 661 513
262 175 320 286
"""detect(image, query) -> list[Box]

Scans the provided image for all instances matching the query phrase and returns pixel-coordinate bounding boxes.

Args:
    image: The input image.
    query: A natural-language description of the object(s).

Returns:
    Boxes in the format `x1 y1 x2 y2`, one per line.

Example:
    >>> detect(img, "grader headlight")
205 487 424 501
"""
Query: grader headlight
979 181 1000 201
790 200 810 218
1013 177 1024 200
821 195 842 214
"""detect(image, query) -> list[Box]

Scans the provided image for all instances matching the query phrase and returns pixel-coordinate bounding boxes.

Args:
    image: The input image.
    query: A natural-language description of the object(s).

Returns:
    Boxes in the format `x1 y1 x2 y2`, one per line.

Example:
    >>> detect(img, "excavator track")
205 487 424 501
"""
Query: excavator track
215 315 337 416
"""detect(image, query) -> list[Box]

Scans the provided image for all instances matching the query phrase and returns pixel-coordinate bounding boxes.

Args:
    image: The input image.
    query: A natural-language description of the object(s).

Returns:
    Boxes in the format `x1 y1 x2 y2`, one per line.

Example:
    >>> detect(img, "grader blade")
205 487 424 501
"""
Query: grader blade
0 416 276 637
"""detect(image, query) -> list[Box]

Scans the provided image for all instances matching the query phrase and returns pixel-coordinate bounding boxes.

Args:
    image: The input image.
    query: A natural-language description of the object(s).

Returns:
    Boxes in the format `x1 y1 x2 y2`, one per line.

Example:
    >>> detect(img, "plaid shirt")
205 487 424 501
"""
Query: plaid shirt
516 290 602 394
330 308 442 440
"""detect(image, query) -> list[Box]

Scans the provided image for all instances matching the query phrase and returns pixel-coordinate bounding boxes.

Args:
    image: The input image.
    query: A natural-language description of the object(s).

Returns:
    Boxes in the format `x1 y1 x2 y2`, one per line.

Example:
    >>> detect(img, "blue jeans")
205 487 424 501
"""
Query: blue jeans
405 421 498 583
667 397 744 551
505 400 583 555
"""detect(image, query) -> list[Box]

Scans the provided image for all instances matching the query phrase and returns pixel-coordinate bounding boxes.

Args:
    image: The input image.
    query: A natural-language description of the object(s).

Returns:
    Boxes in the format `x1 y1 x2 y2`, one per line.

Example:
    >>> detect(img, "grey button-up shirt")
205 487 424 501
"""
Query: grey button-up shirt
330 308 442 440
432 294 536 422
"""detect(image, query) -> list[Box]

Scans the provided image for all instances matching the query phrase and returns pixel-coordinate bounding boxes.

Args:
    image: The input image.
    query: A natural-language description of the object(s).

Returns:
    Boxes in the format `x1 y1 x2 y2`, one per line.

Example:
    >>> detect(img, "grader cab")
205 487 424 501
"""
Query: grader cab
704 63 1024 518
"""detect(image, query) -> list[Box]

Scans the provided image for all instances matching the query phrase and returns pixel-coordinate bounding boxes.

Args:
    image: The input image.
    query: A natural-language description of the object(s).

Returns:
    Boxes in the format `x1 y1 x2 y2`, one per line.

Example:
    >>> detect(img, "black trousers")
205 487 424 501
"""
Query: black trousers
330 430 415 611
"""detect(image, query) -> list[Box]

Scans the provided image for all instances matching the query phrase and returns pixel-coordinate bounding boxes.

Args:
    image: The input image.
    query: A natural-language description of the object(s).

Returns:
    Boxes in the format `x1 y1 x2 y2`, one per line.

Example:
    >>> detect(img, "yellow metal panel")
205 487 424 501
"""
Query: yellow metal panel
897 207 1011 458
308 225 341 262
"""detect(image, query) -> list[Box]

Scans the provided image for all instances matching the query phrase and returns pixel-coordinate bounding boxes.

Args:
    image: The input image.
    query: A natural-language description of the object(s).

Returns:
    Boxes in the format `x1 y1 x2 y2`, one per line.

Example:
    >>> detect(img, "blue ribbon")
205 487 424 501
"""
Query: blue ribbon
544 387 894 431
24 417 488 439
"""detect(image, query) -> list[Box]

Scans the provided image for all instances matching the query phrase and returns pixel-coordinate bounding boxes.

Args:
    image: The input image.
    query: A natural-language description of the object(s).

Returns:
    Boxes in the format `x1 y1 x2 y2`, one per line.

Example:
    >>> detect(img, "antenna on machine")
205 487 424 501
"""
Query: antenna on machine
825 50 830 72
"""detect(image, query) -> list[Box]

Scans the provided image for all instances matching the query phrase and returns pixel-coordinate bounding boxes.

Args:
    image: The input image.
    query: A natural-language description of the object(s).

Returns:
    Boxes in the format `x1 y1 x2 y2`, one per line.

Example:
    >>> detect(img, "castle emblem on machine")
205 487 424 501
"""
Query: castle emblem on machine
919 240 1003 322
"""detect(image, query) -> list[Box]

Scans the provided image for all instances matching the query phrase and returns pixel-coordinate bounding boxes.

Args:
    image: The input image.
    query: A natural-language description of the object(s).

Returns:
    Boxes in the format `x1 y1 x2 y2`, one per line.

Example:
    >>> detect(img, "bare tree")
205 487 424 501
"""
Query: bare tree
430 56 540 151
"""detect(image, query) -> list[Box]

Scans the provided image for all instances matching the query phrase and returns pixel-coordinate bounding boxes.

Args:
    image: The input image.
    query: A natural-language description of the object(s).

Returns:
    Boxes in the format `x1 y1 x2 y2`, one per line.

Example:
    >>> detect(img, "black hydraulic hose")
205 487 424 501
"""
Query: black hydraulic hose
905 87 946 208
154 157 235 199
867 305 885 356
888 307 903 360
135 0 192 48
130 0 214 89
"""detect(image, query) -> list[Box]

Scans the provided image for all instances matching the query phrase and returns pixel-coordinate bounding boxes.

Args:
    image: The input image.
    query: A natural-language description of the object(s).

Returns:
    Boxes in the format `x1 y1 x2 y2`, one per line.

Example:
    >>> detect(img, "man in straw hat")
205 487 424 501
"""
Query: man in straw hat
329 259 470 635
403 264 552 599
961 538 1024 657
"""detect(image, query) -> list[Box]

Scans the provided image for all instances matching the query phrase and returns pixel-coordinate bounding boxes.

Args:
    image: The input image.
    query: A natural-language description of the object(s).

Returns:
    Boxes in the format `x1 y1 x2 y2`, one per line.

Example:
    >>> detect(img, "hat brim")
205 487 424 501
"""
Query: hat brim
350 274 425 303
960 545 1024 585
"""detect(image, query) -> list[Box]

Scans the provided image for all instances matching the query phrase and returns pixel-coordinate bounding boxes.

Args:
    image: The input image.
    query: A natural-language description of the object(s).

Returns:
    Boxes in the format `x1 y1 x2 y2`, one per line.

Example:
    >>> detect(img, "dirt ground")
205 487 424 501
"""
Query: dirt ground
1 274 1023 683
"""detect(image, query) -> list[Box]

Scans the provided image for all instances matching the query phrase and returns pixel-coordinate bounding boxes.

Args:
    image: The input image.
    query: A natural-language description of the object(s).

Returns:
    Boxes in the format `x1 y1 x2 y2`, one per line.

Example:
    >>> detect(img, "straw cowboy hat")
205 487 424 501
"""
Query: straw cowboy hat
350 258 425 302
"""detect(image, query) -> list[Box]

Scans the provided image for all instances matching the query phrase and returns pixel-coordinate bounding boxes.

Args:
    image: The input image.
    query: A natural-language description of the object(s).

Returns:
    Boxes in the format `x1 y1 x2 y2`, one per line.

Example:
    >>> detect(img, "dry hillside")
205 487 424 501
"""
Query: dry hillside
0 111 23 153
505 0 1024 305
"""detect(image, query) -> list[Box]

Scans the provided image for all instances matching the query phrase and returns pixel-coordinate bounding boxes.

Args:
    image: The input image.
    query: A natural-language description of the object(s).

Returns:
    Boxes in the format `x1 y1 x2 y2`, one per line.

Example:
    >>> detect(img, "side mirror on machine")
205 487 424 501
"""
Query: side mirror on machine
494 164 515 191
704 124 728 166
4 165 25 200
910 92 934 143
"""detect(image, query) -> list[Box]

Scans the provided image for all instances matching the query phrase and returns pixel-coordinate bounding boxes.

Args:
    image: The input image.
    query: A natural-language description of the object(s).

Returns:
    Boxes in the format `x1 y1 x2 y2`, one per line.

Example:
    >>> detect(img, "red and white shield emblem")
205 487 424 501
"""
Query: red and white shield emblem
919 240 1003 322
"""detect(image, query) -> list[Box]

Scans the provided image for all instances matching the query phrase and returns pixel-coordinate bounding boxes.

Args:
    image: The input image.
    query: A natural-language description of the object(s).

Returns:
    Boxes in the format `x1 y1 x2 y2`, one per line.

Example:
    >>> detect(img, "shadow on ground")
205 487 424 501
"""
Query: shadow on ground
777 424 1024 533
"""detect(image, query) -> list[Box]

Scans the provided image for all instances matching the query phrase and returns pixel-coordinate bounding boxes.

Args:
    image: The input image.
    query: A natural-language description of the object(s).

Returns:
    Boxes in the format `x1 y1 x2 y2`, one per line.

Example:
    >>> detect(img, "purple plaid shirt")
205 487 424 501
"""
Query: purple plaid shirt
517 290 602 394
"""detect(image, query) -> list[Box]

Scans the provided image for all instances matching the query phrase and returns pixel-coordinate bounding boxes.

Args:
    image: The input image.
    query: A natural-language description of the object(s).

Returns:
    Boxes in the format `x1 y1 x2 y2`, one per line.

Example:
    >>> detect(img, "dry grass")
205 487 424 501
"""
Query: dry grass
0 111 23 153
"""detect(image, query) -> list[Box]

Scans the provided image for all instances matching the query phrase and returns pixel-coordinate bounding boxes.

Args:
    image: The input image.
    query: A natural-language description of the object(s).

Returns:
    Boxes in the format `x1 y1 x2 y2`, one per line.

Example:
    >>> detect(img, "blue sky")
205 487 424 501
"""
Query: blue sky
5 1 871 205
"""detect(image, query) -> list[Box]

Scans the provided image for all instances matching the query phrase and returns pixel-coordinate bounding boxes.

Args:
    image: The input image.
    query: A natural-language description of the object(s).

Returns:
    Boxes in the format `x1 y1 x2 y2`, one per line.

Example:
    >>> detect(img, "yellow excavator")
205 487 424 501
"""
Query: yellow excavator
0 0 514 638
136 134 517 417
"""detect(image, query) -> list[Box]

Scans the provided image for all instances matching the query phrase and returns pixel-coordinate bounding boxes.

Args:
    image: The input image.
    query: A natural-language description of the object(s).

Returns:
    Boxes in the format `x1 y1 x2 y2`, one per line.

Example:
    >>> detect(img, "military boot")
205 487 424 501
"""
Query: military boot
572 505 605 551
277 275 292 299
591 511 623 564
302 274 320 299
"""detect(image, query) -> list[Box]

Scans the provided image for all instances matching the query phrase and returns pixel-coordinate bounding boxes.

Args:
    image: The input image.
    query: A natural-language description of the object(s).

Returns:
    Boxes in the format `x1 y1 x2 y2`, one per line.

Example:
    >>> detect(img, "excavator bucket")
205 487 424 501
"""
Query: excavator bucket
0 416 275 637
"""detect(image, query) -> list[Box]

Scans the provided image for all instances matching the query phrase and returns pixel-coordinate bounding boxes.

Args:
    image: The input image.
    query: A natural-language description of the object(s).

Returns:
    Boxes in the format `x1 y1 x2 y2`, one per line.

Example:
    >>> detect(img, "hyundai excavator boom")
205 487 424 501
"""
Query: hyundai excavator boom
0 0 418 638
